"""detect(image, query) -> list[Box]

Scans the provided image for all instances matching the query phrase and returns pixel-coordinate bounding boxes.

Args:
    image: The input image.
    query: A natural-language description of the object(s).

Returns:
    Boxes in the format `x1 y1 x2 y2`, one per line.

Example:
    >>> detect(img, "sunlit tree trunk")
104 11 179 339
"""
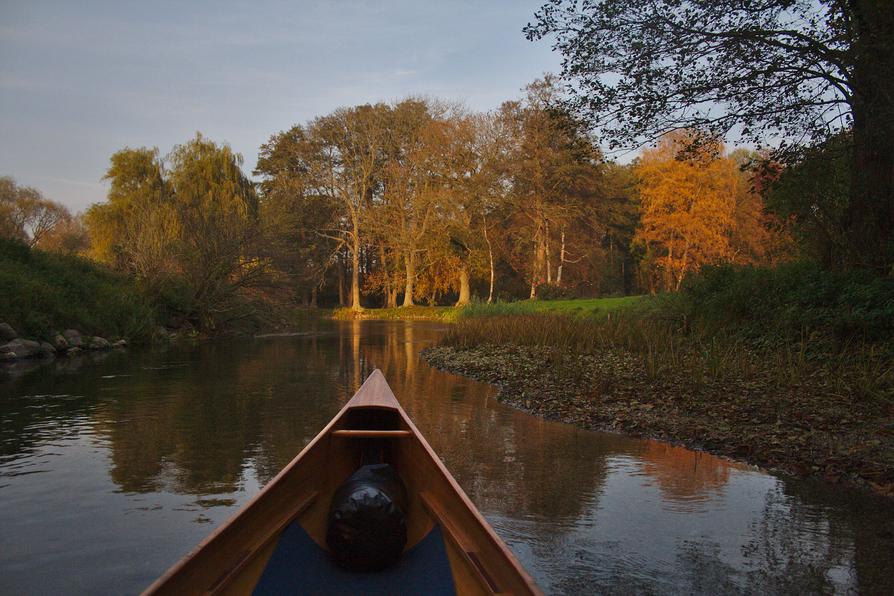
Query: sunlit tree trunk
545 220 552 284
337 254 345 307
351 232 362 311
556 226 566 286
483 215 494 303
402 251 415 307
455 266 471 306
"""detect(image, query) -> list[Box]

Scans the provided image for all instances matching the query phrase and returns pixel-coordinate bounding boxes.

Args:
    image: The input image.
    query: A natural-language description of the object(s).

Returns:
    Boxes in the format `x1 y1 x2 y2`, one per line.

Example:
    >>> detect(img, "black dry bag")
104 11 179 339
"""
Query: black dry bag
326 463 409 572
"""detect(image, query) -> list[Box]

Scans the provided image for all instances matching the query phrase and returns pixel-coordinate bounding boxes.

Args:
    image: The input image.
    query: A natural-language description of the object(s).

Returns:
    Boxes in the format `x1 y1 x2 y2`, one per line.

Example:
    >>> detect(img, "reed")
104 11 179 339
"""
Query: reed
442 310 893 403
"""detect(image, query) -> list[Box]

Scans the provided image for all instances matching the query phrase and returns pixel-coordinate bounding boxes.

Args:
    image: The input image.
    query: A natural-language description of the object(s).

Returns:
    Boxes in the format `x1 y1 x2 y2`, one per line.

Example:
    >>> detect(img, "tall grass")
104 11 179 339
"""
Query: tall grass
442 306 893 401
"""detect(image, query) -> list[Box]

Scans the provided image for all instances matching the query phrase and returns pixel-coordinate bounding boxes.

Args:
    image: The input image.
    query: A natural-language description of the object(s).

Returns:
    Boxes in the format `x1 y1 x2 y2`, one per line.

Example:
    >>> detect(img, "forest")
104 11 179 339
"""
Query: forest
2 76 808 333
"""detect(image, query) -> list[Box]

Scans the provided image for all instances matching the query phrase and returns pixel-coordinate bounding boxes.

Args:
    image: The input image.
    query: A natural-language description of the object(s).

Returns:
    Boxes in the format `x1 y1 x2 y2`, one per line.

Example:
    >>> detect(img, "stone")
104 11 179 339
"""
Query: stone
0 351 16 362
52 334 69 351
63 329 83 348
112 339 128 349
66 346 82 356
1 338 41 359
88 336 111 350
39 341 56 356
0 322 17 341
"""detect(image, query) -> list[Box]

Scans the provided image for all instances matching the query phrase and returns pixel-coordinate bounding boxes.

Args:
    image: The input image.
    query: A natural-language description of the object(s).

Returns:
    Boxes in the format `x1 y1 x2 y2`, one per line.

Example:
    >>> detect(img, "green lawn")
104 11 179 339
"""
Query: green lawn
331 296 645 321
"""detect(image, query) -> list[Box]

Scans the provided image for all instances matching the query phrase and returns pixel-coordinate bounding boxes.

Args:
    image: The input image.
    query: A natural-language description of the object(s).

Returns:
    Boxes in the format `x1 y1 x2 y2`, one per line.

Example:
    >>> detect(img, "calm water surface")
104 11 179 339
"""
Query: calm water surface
1 321 892 594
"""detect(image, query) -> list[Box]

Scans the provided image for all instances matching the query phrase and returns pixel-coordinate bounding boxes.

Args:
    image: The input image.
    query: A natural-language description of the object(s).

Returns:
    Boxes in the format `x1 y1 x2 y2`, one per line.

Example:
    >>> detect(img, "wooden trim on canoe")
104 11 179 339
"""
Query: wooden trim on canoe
205 491 318 595
330 429 413 438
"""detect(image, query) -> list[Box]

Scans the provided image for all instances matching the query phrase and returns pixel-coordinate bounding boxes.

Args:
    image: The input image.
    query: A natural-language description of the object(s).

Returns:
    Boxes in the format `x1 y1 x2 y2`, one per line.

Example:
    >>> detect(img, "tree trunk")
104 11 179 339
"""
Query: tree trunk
310 286 318 308
530 223 546 299
545 220 552 284
483 215 495 303
379 243 391 307
557 227 566 286
455 266 471 306
337 254 345 307
351 234 362 311
388 288 398 308
402 251 415 307
848 0 894 269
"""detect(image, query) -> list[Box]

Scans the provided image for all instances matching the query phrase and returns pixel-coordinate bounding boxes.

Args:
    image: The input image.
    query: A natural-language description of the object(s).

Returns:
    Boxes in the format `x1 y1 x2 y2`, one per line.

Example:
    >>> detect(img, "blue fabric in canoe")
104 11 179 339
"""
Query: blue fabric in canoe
252 522 457 595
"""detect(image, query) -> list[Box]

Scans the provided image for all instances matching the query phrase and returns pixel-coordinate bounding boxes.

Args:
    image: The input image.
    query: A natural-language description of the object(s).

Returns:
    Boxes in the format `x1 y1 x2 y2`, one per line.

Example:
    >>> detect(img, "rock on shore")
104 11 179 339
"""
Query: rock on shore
0 322 125 363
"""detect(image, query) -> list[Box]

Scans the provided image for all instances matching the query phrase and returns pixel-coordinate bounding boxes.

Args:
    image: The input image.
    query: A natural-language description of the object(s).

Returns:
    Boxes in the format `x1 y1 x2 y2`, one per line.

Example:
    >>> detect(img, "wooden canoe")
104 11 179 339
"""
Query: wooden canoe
143 369 541 595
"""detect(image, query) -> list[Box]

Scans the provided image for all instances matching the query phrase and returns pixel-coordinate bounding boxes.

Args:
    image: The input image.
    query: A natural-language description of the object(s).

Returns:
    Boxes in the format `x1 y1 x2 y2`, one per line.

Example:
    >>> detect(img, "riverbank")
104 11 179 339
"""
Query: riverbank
423 342 894 496
422 265 894 495
330 296 645 322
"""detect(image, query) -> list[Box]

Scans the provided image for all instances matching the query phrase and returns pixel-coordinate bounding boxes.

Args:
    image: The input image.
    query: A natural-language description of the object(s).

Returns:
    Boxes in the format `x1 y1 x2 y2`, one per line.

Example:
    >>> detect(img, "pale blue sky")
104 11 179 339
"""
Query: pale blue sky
0 0 560 212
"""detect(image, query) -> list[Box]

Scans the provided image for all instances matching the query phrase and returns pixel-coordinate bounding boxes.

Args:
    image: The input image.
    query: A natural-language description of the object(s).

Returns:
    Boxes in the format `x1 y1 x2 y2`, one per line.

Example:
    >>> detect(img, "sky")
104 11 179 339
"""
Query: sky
0 0 562 213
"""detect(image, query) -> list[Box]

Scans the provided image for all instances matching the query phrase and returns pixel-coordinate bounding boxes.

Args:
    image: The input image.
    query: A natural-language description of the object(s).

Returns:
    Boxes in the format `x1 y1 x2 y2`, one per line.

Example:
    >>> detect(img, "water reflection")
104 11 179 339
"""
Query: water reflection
1 321 892 594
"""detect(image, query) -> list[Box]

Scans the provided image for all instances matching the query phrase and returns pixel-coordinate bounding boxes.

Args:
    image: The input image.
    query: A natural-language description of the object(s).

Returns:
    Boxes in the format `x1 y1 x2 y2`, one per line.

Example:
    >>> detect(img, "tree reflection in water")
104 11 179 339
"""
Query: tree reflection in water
1 320 892 594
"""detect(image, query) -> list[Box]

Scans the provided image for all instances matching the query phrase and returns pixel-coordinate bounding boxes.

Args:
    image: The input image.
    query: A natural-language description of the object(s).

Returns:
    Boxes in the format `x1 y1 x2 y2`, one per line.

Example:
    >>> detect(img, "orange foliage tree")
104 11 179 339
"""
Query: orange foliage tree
634 133 738 292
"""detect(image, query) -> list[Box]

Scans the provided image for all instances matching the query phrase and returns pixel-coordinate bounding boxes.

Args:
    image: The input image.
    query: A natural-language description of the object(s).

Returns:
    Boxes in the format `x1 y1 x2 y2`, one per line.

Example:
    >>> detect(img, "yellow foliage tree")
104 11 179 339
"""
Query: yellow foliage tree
634 133 738 291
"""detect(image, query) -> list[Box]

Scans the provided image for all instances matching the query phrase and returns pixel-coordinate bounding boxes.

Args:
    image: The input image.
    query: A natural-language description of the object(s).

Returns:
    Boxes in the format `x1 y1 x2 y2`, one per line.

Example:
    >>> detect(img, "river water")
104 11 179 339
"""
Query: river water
1 320 892 594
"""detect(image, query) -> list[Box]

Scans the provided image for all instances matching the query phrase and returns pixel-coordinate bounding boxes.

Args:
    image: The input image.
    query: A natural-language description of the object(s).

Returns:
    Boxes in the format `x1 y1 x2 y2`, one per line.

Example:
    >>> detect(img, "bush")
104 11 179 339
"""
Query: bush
681 263 894 345
0 238 158 340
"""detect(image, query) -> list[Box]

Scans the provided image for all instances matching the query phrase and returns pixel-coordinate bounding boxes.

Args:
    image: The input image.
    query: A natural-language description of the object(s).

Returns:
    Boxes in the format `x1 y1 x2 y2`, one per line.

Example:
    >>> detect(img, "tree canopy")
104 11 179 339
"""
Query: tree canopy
526 0 894 268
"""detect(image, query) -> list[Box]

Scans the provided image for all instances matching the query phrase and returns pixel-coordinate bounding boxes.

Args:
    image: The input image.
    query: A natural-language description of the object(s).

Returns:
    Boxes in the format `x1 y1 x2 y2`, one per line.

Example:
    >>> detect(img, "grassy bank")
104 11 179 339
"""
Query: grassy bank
331 295 645 322
421 265 894 495
0 239 158 341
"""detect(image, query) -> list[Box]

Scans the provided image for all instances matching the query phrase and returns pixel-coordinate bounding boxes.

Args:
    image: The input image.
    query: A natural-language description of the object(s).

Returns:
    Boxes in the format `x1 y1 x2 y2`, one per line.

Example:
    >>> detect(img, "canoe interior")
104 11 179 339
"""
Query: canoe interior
143 370 540 596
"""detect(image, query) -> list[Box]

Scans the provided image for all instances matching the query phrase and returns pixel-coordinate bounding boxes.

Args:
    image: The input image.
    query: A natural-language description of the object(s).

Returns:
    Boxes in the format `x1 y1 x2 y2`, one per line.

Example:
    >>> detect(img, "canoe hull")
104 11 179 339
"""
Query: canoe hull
144 369 540 595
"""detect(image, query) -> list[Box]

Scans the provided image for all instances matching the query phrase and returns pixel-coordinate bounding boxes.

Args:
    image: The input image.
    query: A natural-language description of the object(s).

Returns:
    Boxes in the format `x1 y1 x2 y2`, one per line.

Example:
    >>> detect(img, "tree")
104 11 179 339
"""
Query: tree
498 76 604 299
526 0 894 269
310 105 389 311
634 133 738 291
86 135 261 331
39 213 90 255
377 99 444 307
85 147 172 276
256 126 340 306
166 134 261 329
0 176 70 247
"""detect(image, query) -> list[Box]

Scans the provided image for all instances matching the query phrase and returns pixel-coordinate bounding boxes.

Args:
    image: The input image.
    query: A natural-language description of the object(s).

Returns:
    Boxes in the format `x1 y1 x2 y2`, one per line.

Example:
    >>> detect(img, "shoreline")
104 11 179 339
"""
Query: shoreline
421 344 894 498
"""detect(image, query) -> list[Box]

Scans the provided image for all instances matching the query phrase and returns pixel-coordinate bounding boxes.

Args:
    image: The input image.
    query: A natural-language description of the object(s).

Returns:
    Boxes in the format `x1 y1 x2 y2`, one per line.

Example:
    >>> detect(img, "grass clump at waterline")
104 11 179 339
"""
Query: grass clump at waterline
0 238 158 341
422 270 894 496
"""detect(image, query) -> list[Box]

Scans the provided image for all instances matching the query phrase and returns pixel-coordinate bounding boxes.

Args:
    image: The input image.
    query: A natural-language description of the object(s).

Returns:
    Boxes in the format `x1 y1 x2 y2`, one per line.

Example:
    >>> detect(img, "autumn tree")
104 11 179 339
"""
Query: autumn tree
376 99 446 307
0 176 71 248
309 105 388 311
256 126 340 306
38 213 90 255
499 77 604 299
634 133 739 291
526 0 894 269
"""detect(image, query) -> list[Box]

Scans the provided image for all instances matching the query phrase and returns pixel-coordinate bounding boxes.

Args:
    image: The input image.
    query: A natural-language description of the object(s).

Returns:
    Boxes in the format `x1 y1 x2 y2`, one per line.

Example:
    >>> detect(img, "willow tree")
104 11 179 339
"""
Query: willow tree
526 0 894 269
166 134 260 329
85 148 173 277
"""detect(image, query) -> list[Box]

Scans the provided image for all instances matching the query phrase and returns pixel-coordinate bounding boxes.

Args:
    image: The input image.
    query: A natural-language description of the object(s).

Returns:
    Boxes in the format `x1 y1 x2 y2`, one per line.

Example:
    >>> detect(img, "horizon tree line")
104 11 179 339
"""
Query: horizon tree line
2 77 797 329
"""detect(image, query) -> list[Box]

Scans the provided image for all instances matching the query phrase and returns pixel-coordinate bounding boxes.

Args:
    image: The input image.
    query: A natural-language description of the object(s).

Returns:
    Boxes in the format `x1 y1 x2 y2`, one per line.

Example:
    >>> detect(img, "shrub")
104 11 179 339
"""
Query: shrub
0 238 158 340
